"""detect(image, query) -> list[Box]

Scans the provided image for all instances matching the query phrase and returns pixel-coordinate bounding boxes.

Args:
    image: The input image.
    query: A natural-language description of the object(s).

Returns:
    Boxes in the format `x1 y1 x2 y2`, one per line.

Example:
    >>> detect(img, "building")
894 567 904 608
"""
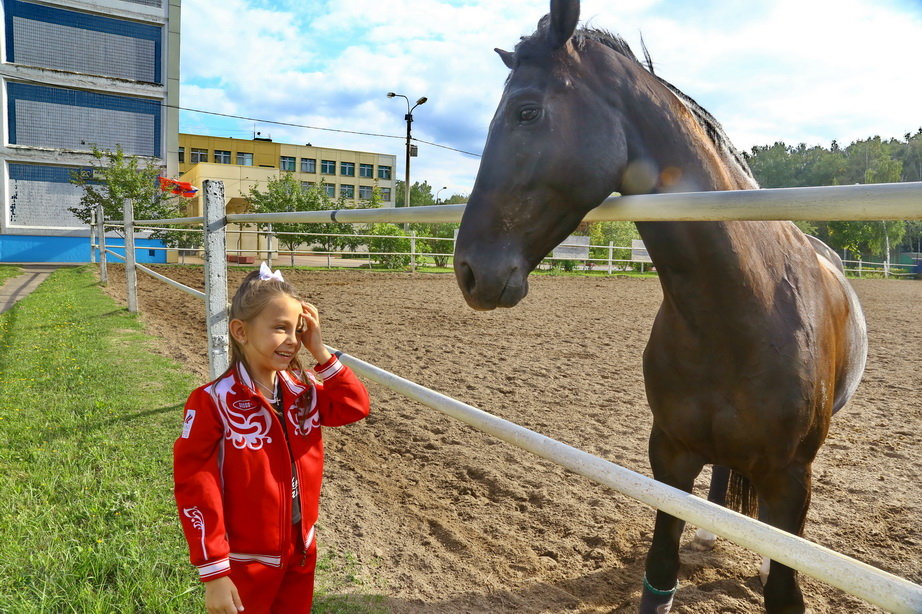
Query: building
178 133 396 206
177 134 397 261
0 0 181 263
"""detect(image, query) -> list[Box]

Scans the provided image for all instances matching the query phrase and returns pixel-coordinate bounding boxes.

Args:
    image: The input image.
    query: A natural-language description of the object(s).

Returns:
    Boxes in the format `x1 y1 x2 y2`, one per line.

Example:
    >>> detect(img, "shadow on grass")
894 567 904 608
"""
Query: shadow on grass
42 403 184 442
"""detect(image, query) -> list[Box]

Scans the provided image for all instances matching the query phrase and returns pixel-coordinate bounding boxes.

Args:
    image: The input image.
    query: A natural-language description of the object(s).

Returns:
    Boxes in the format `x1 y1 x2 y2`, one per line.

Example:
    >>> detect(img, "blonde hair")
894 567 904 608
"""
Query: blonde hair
228 269 306 376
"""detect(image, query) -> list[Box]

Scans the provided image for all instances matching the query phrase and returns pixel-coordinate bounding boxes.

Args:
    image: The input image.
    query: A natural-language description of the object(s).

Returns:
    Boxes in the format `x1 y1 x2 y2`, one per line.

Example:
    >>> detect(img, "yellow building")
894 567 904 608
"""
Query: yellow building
172 134 397 262
178 133 397 205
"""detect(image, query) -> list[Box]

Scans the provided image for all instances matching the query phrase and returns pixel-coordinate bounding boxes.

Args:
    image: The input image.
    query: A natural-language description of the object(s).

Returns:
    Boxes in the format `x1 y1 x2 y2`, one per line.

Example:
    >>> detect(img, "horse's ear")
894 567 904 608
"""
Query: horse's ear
548 0 579 49
495 48 516 69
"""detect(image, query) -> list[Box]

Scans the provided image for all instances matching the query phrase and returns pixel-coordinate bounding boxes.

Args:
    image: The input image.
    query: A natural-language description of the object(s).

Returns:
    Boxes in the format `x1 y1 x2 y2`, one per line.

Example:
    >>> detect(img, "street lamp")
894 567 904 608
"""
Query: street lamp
387 92 427 209
436 186 447 204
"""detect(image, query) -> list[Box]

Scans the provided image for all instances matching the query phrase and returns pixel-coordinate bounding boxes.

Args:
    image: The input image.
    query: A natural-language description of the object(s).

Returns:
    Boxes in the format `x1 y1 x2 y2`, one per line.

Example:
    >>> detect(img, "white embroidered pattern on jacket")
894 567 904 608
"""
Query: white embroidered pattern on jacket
183 506 207 559
288 408 320 437
281 371 319 437
211 375 273 450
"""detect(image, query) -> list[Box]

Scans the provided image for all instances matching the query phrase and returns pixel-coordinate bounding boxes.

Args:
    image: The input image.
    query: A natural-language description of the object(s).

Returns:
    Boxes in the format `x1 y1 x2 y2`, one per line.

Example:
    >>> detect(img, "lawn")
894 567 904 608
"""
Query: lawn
0 265 22 286
0 266 385 613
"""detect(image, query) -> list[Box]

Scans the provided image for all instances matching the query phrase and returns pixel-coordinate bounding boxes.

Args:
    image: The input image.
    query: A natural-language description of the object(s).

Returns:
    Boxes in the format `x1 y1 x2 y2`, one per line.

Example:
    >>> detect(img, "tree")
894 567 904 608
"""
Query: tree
588 221 641 268
745 133 916 260
246 175 352 266
69 145 186 246
394 180 435 207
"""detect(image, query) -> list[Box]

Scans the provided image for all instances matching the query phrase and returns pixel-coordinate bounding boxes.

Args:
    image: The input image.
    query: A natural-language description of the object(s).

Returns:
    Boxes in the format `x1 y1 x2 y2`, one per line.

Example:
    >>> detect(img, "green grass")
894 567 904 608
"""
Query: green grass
0 266 387 613
0 265 22 286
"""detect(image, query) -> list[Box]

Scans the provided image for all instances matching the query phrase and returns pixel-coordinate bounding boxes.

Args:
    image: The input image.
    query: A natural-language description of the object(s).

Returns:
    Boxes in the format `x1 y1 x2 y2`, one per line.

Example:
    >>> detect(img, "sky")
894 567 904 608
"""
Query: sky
179 0 922 198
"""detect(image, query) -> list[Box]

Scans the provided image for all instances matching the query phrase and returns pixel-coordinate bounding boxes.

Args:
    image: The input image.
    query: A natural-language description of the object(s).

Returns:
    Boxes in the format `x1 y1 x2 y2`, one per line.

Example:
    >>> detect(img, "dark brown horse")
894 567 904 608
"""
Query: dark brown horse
453 1 868 612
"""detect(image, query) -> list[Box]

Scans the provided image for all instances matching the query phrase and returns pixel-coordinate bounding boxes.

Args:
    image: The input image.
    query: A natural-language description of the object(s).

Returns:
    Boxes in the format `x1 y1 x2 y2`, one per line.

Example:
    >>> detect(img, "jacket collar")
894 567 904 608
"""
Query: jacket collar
233 362 312 407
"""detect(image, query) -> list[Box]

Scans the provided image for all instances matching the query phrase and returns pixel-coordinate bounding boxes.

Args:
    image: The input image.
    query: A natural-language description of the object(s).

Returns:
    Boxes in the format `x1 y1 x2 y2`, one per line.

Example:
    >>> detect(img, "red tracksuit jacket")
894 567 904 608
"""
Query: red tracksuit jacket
173 355 370 581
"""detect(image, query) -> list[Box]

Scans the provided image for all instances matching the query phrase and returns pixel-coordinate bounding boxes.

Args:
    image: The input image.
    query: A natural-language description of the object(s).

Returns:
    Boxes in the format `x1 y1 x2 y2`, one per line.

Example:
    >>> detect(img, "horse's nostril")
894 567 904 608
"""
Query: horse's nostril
456 260 476 295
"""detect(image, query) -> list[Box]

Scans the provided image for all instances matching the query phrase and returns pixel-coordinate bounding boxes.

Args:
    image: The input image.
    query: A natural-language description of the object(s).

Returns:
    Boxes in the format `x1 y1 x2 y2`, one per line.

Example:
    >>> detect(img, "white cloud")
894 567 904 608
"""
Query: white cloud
180 0 922 195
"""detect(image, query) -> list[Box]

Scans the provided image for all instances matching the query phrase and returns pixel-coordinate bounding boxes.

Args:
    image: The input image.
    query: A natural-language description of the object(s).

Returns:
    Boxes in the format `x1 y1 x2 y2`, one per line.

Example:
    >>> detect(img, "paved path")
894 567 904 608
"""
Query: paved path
0 264 70 314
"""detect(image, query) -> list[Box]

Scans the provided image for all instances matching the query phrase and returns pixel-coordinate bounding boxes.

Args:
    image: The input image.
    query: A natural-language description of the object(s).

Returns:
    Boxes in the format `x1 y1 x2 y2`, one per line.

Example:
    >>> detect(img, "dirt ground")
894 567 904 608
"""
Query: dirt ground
101 265 921 613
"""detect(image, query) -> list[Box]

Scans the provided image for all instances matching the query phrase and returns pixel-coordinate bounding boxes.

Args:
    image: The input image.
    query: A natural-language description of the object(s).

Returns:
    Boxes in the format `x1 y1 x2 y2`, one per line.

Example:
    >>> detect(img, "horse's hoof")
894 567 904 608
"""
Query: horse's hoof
759 556 771 586
640 576 677 614
691 528 717 551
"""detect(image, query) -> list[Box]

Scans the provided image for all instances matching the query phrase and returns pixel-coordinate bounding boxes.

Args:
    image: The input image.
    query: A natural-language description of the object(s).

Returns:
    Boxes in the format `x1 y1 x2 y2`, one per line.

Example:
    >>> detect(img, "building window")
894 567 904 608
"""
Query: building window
378 165 392 180
191 148 208 163
280 156 296 172
340 184 355 199
301 181 314 191
340 162 355 176
324 184 336 198
321 160 336 175
301 158 316 173
237 152 253 166
359 163 373 178
358 185 373 200
178 147 184 163
380 187 392 202
214 149 231 164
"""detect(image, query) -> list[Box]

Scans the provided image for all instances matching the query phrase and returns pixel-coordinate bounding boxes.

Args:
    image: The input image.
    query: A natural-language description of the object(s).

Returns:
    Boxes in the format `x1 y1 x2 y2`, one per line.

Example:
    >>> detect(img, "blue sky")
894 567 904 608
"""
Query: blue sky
179 0 922 198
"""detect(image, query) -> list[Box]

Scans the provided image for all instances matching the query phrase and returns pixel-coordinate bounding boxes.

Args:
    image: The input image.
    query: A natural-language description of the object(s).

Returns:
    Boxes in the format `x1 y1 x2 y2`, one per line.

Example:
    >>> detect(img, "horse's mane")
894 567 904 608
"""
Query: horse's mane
517 22 753 180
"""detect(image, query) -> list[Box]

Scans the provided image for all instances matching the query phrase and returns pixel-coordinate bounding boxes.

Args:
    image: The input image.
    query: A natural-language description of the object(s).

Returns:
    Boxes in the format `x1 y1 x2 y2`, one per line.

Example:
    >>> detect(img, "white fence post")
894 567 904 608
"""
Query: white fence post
410 231 417 272
204 180 229 379
97 204 108 285
89 208 97 264
122 198 138 313
267 223 274 268
607 241 614 274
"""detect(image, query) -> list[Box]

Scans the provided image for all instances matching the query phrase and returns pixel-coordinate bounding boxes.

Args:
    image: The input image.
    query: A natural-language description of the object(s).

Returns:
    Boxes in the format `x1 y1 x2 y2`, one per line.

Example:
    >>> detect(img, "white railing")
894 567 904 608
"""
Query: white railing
89 180 922 613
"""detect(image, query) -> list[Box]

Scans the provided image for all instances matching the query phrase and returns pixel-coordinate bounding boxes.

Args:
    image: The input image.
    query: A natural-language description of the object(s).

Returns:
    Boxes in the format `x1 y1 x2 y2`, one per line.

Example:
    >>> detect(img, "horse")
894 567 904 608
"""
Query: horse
452 1 868 612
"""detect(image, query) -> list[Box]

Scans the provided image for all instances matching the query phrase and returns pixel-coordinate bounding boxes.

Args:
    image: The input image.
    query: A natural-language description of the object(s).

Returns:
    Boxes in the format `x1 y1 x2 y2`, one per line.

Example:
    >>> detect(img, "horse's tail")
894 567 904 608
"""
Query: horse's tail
725 469 758 518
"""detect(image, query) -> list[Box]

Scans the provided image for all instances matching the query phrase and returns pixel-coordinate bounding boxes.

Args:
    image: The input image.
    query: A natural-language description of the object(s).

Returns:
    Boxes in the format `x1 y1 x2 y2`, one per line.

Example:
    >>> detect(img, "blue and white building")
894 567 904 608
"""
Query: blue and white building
0 0 180 262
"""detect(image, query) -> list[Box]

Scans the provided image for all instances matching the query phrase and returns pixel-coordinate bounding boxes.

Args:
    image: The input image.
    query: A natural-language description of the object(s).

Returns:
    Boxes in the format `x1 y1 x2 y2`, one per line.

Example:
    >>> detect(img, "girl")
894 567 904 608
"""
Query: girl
174 263 370 614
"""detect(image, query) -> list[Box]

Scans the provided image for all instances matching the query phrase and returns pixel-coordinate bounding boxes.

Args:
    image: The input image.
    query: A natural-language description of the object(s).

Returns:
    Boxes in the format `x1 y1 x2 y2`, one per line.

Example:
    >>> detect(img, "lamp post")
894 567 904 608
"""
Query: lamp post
387 92 427 209
436 186 447 204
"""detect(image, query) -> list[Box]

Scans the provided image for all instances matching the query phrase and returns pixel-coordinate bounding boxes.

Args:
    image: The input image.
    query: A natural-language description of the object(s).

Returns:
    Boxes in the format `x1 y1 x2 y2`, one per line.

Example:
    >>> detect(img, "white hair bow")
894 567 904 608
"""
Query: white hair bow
258 262 285 282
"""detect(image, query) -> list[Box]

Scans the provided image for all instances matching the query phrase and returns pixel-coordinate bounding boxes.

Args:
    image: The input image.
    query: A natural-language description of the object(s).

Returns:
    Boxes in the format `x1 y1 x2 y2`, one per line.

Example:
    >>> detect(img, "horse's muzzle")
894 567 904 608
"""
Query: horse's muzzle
454 254 529 310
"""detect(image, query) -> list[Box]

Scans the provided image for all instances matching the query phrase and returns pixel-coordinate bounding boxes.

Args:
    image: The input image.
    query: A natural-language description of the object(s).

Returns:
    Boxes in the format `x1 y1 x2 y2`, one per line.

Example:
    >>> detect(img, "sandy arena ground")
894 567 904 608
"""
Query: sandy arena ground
102 265 921 613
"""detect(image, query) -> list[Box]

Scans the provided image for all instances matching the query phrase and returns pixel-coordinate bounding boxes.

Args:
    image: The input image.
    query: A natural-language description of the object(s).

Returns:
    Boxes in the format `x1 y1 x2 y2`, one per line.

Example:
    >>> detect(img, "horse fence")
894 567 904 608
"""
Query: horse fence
92 180 922 613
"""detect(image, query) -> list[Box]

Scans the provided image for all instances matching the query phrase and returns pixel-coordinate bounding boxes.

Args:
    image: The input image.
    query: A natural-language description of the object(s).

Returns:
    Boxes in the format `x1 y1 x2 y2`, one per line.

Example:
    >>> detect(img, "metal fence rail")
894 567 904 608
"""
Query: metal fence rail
225 182 922 225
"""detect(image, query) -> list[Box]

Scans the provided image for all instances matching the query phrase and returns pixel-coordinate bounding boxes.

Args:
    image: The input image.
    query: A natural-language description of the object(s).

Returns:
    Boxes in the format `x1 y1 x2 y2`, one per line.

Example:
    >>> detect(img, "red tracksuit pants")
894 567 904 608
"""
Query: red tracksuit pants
228 523 317 614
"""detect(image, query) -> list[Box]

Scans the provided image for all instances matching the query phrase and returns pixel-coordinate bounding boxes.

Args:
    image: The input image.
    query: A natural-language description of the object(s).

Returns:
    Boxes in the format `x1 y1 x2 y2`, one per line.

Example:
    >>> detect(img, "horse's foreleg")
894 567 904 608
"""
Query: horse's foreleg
692 464 731 549
640 426 704 614
754 464 812 614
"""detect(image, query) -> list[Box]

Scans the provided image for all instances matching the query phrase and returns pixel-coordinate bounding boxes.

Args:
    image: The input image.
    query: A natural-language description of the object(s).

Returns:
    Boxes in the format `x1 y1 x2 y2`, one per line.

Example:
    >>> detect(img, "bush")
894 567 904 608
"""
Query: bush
367 224 411 269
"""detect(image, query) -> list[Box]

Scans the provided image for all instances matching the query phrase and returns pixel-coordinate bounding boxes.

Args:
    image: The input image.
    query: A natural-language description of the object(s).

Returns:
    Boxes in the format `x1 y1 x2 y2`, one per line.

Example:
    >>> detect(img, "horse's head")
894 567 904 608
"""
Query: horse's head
454 0 634 310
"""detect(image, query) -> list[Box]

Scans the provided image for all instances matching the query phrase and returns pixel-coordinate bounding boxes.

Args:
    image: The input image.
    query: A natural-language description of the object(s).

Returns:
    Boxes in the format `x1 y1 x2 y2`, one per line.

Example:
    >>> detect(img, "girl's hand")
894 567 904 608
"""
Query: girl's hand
299 302 333 365
204 576 244 613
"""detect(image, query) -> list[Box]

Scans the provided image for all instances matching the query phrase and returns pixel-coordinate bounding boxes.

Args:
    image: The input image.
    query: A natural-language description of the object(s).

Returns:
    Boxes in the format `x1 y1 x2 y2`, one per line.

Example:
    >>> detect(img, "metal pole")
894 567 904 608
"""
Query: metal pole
410 230 416 272
404 112 412 210
122 198 139 313
203 179 229 379
89 208 97 264
97 204 108 285
267 223 274 268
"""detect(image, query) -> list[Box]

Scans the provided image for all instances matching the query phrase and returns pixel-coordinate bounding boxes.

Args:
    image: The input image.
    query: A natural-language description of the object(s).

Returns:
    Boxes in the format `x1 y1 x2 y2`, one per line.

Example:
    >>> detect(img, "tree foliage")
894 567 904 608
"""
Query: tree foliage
744 130 921 259
246 175 353 266
69 145 192 247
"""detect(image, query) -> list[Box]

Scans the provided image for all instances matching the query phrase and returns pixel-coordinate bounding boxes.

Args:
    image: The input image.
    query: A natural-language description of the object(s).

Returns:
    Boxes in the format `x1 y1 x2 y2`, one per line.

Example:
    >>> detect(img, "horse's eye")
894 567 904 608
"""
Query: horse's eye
519 107 541 124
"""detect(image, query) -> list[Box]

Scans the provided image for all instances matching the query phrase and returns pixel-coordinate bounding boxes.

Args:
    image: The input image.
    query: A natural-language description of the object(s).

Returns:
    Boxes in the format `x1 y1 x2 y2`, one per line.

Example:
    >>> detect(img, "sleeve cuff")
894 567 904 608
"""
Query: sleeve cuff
314 355 344 380
197 557 231 582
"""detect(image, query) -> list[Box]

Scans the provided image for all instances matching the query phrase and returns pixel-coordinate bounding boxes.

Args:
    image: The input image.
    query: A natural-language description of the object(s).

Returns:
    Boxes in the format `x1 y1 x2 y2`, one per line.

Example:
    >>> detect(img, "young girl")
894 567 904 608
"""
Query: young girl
174 263 370 614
